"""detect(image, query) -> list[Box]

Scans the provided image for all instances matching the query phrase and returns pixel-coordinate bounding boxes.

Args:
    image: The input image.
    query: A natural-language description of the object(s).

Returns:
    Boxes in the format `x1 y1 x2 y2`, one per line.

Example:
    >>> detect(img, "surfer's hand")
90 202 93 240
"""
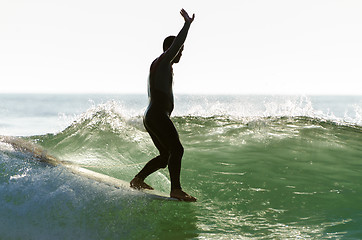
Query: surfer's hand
180 9 195 24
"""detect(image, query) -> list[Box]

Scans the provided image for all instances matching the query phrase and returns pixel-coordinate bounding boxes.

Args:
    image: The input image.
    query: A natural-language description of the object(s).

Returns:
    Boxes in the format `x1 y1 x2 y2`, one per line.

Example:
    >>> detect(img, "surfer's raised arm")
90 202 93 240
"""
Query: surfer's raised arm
163 9 195 62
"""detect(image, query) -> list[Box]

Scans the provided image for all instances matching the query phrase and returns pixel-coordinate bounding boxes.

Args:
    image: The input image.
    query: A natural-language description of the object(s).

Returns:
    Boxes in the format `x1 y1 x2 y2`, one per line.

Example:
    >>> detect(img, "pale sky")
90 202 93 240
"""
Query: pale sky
1 0 362 95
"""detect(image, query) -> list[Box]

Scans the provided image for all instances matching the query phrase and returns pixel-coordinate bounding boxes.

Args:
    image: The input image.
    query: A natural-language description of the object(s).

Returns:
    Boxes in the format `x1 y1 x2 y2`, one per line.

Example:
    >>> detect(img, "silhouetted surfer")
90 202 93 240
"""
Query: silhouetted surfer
130 9 196 202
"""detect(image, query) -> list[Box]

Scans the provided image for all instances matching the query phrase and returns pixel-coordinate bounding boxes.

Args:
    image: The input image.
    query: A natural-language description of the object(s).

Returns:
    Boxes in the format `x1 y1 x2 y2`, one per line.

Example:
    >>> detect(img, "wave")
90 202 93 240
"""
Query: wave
2 101 361 184
31 100 362 159
1 100 362 239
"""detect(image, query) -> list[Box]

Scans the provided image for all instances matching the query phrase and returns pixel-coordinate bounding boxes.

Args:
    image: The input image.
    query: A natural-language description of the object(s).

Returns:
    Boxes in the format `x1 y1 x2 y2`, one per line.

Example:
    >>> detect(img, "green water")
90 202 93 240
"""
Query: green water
30 112 362 239
1 95 362 239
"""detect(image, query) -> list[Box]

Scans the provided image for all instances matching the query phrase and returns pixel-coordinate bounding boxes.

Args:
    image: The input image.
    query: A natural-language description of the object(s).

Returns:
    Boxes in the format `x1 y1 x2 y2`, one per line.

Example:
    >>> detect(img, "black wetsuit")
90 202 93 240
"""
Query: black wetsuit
135 71 183 191
134 21 192 191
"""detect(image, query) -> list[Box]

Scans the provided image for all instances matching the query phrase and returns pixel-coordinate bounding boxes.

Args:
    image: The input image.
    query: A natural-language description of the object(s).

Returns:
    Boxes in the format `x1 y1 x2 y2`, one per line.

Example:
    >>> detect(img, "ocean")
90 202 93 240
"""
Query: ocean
1 94 361 239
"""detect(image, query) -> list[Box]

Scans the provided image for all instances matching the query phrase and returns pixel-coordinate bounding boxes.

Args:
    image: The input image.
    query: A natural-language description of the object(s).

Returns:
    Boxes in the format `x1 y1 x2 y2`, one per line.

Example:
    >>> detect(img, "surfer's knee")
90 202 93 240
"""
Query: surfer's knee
158 154 169 169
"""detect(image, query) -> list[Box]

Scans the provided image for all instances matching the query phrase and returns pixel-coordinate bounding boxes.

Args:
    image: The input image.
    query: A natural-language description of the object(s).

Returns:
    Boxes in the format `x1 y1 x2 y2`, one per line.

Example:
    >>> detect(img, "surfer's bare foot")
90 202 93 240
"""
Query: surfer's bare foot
170 189 197 202
130 177 154 190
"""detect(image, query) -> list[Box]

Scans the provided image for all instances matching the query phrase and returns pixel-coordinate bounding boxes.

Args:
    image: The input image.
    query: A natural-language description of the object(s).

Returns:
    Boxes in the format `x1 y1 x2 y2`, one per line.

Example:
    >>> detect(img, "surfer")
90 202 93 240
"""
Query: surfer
130 9 196 202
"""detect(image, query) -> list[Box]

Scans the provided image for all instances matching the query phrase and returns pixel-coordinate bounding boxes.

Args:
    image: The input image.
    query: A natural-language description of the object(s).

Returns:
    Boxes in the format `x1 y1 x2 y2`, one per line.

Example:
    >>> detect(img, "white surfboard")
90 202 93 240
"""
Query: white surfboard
63 164 177 201
1 136 178 201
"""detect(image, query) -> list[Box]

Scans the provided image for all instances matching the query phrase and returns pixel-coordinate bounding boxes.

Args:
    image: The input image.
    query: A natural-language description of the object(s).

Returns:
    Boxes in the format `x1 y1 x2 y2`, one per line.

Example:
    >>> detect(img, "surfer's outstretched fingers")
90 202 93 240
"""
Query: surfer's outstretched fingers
130 177 154 190
170 189 197 202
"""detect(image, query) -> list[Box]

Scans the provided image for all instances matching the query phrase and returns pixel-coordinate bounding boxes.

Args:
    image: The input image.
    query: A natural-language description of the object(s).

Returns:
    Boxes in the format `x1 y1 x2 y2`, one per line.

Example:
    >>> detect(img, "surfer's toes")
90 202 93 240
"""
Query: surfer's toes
130 177 154 190
170 189 197 202
141 183 154 190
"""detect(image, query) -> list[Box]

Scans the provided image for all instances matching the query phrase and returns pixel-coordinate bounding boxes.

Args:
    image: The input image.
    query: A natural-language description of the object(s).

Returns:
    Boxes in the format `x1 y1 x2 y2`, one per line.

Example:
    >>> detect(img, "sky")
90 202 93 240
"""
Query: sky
1 0 362 95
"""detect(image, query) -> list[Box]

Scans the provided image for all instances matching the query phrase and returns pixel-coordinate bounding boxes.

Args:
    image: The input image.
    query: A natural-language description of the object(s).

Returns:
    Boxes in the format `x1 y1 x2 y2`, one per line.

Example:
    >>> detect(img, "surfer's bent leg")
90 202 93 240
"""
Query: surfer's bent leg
135 124 170 180
136 109 183 190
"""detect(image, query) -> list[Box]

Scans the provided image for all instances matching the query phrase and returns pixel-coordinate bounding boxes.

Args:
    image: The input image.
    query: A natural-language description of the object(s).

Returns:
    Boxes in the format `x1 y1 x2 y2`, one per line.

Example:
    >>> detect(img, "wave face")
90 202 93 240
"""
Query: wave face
1 95 362 239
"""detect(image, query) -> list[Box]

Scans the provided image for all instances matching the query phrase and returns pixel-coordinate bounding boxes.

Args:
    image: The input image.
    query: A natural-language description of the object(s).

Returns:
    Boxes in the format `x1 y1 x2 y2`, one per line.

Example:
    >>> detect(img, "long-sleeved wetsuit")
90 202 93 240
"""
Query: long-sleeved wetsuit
135 22 191 191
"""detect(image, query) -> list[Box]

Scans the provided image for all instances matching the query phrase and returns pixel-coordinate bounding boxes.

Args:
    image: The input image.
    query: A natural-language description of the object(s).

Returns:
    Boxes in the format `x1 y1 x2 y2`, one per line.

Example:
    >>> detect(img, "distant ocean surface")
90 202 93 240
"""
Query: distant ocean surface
1 94 362 239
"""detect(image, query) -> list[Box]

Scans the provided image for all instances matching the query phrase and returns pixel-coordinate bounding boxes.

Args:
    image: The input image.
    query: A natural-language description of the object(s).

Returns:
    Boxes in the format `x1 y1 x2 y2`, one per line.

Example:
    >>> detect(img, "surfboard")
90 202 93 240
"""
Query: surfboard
63 164 178 200
1 136 178 201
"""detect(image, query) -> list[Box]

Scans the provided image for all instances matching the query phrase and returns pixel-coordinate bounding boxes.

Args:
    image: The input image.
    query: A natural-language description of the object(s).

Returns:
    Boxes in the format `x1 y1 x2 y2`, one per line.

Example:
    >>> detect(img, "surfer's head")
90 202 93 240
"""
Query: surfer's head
163 36 184 64
163 36 175 52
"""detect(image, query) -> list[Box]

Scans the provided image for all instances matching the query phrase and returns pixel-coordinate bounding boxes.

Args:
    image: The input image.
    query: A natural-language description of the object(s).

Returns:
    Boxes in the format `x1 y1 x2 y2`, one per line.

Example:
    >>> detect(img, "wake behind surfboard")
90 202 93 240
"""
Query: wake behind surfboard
1 136 178 201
